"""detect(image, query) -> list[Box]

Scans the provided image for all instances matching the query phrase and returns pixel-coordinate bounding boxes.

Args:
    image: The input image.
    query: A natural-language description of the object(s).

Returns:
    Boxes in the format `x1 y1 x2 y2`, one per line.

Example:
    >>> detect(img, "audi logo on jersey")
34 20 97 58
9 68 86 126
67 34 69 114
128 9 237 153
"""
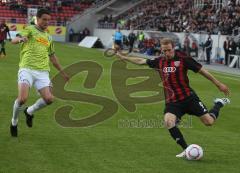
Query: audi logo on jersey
163 67 176 73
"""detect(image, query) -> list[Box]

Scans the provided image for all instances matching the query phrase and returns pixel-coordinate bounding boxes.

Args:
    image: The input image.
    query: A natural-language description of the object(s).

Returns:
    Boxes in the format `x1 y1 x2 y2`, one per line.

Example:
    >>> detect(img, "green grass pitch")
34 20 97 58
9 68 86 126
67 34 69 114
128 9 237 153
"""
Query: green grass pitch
0 42 239 173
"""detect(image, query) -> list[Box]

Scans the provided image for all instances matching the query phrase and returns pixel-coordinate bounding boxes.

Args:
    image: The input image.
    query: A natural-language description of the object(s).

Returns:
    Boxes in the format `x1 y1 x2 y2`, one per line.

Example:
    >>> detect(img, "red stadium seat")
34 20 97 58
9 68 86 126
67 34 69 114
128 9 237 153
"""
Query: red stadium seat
1 0 94 25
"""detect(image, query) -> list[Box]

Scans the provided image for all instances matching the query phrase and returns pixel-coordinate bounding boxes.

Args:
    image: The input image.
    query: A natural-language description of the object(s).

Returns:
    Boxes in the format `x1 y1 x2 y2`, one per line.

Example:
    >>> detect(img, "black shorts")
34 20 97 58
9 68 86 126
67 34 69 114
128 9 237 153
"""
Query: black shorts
114 40 122 47
164 93 208 119
0 40 5 48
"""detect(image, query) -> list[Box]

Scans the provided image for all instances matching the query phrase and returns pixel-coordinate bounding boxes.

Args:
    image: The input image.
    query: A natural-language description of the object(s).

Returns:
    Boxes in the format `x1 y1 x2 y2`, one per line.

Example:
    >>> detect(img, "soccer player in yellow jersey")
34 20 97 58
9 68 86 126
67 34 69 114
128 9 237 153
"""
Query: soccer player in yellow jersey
10 8 69 137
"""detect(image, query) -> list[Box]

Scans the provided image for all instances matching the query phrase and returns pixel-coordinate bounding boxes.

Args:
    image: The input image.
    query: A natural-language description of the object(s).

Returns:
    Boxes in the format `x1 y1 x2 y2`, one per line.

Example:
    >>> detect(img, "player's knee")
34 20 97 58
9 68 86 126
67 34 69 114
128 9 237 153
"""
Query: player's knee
164 119 176 128
43 95 54 105
17 97 27 105
164 114 177 128
200 113 216 126
203 119 214 126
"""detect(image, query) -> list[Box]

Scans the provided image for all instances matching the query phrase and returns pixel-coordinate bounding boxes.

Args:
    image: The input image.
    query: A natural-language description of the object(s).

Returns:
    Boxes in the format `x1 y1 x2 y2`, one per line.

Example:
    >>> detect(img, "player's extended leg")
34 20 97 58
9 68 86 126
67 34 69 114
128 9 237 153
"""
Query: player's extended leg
200 98 230 126
10 83 30 137
2 40 6 55
164 113 188 157
0 41 3 57
113 43 120 52
38 86 54 105
24 86 54 127
0 40 6 56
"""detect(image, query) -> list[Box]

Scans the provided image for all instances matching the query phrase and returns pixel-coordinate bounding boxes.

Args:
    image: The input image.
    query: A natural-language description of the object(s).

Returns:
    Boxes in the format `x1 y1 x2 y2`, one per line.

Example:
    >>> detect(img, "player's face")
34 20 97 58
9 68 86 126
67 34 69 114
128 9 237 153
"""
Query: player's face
37 14 51 30
161 43 174 59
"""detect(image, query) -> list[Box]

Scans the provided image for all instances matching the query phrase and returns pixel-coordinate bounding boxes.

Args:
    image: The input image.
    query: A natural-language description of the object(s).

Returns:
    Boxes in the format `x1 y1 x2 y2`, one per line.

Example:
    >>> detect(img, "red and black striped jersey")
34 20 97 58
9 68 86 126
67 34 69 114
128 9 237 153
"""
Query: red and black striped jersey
146 51 202 103
0 24 9 41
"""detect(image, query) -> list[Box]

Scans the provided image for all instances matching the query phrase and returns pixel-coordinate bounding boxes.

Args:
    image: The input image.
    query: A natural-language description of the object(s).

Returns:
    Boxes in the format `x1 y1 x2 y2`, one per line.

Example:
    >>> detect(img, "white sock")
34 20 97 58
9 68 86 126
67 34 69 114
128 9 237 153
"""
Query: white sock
27 98 47 115
12 99 22 126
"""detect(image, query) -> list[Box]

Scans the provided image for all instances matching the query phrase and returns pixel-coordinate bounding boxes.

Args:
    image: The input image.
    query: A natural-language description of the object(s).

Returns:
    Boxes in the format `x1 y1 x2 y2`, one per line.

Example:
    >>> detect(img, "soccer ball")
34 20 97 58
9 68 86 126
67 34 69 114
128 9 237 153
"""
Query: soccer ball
185 144 203 160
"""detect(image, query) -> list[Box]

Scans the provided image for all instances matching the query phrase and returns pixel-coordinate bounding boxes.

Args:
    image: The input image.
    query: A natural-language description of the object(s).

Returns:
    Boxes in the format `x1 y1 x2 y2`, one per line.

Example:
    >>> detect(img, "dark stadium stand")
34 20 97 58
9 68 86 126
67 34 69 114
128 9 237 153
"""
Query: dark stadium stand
98 0 240 35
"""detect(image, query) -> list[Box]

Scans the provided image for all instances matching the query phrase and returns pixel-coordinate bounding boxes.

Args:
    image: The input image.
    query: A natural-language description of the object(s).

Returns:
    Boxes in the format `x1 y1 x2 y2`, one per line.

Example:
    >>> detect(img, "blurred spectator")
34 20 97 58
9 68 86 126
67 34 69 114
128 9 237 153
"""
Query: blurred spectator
228 37 237 54
137 31 145 49
128 29 136 53
183 34 190 56
191 41 198 57
69 28 74 42
223 37 230 65
83 27 90 37
56 17 62 26
98 0 240 35
114 28 123 49
204 34 213 64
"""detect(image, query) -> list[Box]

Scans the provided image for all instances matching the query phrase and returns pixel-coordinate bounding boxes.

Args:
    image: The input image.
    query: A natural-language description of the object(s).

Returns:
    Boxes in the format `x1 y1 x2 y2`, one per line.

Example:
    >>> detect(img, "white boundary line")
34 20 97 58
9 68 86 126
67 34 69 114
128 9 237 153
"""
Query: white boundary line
208 70 240 81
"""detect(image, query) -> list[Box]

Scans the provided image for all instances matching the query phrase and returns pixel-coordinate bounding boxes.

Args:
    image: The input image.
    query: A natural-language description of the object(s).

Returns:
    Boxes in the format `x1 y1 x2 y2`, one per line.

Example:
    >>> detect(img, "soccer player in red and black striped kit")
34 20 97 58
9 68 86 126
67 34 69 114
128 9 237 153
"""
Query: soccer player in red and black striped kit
116 38 230 158
0 20 11 57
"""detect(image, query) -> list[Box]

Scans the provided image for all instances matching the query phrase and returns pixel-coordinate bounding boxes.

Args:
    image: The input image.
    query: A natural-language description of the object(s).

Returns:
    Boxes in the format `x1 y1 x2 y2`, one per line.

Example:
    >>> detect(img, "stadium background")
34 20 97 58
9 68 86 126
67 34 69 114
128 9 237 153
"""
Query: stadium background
0 0 240 173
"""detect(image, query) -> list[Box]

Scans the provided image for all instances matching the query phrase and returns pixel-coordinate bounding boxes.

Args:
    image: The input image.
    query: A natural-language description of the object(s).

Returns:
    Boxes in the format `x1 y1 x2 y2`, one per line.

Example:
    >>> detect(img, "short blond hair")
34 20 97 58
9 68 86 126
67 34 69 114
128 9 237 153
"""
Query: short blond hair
160 38 174 46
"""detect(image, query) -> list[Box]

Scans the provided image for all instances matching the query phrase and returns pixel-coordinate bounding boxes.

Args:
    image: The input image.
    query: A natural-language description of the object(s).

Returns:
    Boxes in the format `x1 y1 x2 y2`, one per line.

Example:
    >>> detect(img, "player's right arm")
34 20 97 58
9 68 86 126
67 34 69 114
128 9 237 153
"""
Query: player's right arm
11 26 31 44
11 36 28 44
116 52 147 65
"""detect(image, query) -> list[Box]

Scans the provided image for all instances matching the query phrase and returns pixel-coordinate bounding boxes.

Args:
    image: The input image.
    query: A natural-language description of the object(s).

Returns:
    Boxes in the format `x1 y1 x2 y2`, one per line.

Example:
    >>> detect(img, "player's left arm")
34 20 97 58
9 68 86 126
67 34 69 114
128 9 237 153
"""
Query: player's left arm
198 68 230 96
50 54 70 82
48 39 69 82
185 57 230 96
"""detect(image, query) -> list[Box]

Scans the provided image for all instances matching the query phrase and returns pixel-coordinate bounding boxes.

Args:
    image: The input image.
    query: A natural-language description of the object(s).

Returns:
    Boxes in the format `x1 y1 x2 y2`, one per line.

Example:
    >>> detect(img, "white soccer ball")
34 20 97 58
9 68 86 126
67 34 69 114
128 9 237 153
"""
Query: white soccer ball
185 144 203 160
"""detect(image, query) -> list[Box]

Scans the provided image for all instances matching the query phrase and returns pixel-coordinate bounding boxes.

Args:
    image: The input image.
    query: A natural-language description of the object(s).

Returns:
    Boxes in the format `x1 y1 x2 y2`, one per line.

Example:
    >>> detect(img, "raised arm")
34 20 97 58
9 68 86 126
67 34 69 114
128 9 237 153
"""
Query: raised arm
116 52 147 65
11 36 28 44
198 68 230 96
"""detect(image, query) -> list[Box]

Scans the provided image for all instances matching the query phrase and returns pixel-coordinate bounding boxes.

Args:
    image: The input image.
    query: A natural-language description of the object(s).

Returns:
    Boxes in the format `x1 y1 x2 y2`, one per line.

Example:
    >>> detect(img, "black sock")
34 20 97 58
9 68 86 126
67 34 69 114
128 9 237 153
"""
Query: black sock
168 126 188 149
2 48 5 55
209 102 223 120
